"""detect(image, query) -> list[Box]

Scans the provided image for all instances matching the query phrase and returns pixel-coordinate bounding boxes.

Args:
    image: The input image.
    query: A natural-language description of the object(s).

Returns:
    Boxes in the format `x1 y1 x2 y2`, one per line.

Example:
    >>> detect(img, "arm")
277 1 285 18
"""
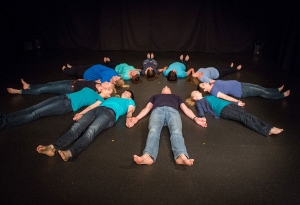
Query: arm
209 79 216 83
180 103 207 127
186 68 195 76
158 66 168 72
217 92 245 106
126 105 135 118
73 100 101 121
126 102 153 128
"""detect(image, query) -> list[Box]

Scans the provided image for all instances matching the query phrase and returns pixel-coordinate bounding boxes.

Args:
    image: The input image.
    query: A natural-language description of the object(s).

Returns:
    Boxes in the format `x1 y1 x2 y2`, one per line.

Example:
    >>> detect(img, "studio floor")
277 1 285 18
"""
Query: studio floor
0 50 299 204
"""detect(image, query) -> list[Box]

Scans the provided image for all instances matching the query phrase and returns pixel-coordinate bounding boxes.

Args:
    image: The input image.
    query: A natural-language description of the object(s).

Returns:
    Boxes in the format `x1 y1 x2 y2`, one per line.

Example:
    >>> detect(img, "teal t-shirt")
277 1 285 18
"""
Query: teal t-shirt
100 97 135 121
205 95 231 117
115 63 140 80
163 62 186 78
66 87 104 111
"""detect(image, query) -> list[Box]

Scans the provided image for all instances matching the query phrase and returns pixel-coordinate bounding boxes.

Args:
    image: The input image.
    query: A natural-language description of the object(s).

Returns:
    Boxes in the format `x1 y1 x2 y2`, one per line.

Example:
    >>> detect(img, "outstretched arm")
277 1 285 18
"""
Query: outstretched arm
217 92 245 106
73 100 101 121
158 66 168 73
186 68 195 76
126 102 153 128
180 103 207 127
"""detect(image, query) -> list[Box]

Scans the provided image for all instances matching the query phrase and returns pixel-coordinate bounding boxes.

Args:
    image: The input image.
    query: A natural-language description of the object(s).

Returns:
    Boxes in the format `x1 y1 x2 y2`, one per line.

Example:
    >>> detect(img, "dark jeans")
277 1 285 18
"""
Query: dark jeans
105 61 120 70
220 104 272 136
53 106 116 158
0 95 73 130
63 64 93 78
217 66 237 78
22 80 73 95
241 83 284 99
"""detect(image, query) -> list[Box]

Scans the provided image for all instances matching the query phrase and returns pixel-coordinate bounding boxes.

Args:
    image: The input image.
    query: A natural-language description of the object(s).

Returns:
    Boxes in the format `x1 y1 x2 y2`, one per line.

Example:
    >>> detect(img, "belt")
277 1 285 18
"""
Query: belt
71 81 76 91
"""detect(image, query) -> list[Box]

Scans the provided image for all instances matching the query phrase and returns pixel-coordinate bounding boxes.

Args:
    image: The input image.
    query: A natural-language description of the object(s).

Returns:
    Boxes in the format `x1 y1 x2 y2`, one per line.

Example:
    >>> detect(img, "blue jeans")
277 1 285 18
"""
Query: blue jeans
241 83 284 99
53 106 116 158
22 80 73 95
143 106 189 162
0 95 73 130
220 104 272 136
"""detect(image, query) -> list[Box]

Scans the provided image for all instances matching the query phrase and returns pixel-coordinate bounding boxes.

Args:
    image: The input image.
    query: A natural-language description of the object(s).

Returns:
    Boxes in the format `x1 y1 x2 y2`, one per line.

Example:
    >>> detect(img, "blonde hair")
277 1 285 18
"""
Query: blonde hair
115 78 130 88
186 75 200 85
185 97 196 106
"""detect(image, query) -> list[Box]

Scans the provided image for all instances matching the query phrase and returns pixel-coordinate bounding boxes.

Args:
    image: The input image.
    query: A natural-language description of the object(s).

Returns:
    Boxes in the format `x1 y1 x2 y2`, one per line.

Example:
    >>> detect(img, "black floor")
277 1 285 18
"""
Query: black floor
0 50 300 204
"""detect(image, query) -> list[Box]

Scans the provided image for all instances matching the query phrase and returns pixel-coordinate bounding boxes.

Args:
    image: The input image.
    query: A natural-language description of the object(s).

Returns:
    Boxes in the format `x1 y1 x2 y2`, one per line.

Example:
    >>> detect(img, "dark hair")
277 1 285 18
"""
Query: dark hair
167 71 177 81
126 89 134 100
145 69 158 81
131 74 142 84
197 83 205 93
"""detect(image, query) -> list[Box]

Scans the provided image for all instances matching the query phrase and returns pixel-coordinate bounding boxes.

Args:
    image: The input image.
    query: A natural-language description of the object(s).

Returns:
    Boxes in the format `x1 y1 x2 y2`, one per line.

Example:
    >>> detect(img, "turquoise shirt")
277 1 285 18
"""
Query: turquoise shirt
66 87 104 111
100 97 135 121
163 62 186 78
115 63 140 80
205 95 231 117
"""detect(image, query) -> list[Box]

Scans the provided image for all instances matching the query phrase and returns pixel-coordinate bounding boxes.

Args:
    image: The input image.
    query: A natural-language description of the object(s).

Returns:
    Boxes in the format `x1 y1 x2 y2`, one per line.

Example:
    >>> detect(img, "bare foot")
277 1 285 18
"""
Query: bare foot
147 53 150 59
284 90 290 97
230 62 234 67
106 57 110 62
66 64 72 68
180 55 183 61
175 154 194 166
104 57 107 63
36 144 55 157
21 79 29 90
62 65 66 70
151 53 154 59
7 88 21 94
278 85 284 92
133 154 154 165
269 127 283 135
58 150 72 161
185 55 189 61
237 65 242 70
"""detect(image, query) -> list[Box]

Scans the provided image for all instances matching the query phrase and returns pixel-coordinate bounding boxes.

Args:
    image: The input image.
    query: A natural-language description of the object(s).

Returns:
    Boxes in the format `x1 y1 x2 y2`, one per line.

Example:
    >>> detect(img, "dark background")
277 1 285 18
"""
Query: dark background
2 0 300 74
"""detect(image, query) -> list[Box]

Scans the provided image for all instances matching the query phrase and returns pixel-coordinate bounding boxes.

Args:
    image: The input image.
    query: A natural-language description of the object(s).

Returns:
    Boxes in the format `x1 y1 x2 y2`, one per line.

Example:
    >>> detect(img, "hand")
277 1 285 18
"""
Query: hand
195 117 207 127
73 113 83 121
126 117 139 128
237 101 245 106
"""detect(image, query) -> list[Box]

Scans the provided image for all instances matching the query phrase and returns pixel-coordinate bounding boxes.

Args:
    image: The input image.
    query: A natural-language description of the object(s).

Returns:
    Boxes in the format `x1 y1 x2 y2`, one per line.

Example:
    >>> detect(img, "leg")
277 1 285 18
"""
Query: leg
62 64 92 78
63 107 116 160
220 104 276 136
1 95 72 129
21 80 73 95
241 83 285 99
216 64 240 79
165 107 192 165
140 107 165 162
104 58 120 70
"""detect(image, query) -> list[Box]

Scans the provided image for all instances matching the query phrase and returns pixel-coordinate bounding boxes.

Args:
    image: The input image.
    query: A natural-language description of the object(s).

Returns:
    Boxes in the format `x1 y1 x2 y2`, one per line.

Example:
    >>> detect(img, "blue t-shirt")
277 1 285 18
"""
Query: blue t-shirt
100 97 135 121
205 96 231 117
197 67 219 83
66 87 104 111
163 62 186 78
210 80 242 98
149 94 184 111
115 63 140 80
83 64 119 82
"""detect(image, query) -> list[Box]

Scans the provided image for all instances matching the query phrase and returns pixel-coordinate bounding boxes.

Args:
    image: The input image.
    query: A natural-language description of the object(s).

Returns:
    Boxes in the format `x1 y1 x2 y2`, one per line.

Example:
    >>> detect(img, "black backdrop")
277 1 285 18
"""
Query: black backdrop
2 0 300 73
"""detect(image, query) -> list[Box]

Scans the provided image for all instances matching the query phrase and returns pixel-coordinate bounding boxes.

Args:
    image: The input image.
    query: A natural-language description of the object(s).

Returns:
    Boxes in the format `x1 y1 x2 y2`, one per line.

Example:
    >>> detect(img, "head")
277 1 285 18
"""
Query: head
198 82 211 93
192 72 202 79
161 86 172 94
110 76 121 85
167 71 177 81
100 88 113 99
115 78 125 88
121 89 134 100
185 90 203 106
145 69 158 81
186 75 200 85
101 82 113 90
131 74 142 84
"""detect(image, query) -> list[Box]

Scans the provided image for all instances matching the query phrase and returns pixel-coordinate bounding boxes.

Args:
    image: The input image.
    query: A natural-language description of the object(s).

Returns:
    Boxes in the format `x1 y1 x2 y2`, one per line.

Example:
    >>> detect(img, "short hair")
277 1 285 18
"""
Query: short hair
167 71 177 81
145 69 158 81
197 84 205 93
126 89 134 100
131 74 142 84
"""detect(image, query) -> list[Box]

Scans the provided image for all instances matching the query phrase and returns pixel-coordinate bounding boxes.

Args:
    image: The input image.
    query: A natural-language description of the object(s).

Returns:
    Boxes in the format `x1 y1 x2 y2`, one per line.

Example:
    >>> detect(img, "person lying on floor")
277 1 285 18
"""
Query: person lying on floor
160 55 194 81
0 87 112 130
103 57 142 84
198 80 290 105
126 86 207 166
140 53 167 81
62 63 127 88
186 62 242 85
186 90 283 136
37 90 135 161
7 78 114 95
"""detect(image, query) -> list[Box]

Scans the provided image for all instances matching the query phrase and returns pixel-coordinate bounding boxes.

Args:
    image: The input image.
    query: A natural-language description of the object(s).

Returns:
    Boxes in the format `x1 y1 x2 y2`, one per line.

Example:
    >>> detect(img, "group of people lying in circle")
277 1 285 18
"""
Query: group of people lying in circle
3 53 290 165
